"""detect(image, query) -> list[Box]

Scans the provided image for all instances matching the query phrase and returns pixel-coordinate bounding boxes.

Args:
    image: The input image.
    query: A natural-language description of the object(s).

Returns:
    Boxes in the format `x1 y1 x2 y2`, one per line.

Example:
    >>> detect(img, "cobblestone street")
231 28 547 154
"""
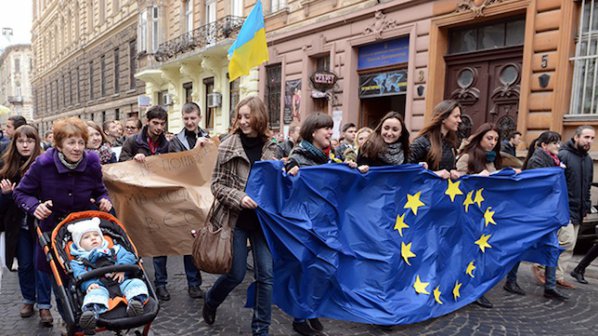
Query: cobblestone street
1 255 597 336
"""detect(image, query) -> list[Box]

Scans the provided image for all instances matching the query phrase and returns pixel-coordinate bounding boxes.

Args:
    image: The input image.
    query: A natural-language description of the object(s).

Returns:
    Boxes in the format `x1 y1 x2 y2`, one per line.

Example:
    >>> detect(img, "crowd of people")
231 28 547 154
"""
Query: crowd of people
1 97 598 336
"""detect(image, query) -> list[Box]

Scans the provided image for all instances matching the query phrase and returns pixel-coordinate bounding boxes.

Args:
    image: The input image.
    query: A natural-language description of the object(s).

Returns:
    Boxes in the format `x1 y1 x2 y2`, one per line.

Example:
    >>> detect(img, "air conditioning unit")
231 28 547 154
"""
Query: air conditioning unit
162 94 173 106
207 92 222 108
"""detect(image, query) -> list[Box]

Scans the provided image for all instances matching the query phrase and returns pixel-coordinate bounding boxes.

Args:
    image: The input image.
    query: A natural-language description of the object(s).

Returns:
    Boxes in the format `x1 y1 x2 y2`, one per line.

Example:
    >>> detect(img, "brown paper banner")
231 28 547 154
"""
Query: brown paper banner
102 143 218 256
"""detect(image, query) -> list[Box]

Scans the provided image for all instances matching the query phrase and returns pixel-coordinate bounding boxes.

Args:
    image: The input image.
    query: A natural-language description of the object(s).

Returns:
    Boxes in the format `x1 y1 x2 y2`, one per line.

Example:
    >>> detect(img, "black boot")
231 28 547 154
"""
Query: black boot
544 288 569 301
570 268 588 284
202 302 216 325
292 320 319 336
474 295 493 308
503 281 526 295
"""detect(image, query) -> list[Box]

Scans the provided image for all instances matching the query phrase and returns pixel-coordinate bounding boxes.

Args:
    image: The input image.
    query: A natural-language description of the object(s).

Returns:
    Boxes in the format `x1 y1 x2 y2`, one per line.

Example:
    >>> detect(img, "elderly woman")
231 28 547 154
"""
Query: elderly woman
13 118 113 294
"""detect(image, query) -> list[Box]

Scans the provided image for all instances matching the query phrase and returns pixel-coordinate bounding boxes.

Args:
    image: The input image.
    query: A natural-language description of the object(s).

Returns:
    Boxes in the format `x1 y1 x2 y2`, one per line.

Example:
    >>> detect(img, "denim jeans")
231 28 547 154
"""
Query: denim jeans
17 228 53 309
206 227 273 336
545 266 557 290
153 255 202 288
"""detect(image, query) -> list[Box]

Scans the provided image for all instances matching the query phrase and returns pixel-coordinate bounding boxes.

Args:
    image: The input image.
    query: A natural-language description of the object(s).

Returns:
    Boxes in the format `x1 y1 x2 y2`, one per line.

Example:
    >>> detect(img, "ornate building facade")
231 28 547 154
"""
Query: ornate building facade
260 0 597 147
31 0 144 134
0 44 34 122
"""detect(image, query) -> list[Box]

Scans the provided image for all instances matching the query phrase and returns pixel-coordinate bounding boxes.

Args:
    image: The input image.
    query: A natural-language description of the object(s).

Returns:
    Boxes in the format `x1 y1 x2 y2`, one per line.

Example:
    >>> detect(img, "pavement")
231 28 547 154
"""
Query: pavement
1 255 597 336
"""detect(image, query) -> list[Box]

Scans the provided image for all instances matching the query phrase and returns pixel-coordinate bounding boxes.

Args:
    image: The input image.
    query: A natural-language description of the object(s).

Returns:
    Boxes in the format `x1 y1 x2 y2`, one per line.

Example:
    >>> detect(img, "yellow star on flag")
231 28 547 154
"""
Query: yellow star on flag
413 275 430 295
394 213 409 237
445 179 463 202
475 234 492 253
474 188 485 208
463 191 475 213
484 207 496 227
433 286 443 304
466 260 476 277
401 242 416 266
453 280 462 300
404 191 425 215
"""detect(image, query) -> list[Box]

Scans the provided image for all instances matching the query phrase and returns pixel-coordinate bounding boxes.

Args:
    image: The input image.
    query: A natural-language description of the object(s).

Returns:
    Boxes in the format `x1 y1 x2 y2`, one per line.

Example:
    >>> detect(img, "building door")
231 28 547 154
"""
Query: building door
445 47 522 139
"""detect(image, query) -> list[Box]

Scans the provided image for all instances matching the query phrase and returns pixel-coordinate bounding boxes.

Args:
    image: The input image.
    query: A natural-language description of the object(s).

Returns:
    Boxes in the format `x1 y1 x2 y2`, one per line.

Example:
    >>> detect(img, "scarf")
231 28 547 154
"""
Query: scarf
58 152 82 170
300 140 328 164
543 149 561 166
378 142 405 165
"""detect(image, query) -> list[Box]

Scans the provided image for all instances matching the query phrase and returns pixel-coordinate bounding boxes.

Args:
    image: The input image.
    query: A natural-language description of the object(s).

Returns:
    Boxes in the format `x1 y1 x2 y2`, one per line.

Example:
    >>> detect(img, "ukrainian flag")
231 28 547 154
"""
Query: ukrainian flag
228 1 269 82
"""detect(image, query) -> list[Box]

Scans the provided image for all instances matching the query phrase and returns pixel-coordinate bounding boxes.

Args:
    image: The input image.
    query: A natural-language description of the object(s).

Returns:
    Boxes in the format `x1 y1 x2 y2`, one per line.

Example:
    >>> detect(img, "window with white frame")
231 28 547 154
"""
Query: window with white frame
270 0 287 13
152 5 159 52
185 0 193 34
232 0 243 17
570 0 598 114
138 9 147 52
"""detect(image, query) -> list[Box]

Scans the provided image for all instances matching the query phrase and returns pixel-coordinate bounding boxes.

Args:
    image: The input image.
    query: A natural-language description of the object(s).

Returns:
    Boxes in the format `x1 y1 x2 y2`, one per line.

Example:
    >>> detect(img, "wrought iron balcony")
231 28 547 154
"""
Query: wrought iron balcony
154 16 245 62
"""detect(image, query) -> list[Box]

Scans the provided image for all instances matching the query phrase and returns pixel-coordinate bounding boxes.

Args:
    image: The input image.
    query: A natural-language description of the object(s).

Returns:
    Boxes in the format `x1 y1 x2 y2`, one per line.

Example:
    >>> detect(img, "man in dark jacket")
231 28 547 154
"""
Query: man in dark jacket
557 125 595 287
164 102 206 299
169 102 209 153
278 124 300 157
501 130 521 157
119 106 169 162
0 115 27 155
334 123 356 161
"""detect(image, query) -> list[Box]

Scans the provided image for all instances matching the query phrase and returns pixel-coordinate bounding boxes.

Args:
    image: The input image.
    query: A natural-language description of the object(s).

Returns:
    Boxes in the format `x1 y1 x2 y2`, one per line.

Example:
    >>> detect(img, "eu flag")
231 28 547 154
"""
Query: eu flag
246 162 568 325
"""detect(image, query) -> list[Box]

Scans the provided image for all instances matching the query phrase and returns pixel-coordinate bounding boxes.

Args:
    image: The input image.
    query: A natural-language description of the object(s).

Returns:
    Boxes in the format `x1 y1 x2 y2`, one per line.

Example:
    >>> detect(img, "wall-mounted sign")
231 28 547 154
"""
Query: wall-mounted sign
359 70 408 98
358 37 409 70
310 71 337 92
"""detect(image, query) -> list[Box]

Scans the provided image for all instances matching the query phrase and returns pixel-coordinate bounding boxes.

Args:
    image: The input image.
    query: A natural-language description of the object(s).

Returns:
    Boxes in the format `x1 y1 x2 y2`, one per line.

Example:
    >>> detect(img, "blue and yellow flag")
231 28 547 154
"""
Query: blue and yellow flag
228 1 269 82
246 162 568 325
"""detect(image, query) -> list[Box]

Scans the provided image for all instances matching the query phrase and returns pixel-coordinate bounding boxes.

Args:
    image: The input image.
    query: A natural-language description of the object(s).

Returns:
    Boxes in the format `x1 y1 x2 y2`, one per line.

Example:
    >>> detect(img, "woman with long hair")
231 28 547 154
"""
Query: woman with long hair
453 123 505 308
409 100 462 179
86 121 116 164
511 131 569 301
357 112 410 166
202 96 281 336
342 127 373 162
456 123 503 176
0 125 54 326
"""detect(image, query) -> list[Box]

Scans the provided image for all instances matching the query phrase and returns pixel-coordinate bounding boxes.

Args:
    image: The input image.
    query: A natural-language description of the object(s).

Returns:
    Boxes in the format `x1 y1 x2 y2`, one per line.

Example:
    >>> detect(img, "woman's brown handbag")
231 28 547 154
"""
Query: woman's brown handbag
192 202 233 274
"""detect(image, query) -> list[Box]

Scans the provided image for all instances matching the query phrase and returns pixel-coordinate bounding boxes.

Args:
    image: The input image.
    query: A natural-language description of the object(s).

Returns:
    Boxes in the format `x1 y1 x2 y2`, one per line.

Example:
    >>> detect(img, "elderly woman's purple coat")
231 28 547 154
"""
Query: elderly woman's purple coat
13 148 110 273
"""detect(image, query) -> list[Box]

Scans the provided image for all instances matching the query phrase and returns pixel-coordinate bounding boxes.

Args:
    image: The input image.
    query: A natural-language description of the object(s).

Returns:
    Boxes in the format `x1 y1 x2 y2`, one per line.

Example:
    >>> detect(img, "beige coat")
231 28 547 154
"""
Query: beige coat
456 153 496 174
209 133 280 230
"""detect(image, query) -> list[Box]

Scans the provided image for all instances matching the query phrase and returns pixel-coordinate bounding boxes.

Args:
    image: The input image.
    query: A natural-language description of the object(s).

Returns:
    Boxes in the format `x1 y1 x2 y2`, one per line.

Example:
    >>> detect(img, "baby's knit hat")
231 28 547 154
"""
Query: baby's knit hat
67 217 103 248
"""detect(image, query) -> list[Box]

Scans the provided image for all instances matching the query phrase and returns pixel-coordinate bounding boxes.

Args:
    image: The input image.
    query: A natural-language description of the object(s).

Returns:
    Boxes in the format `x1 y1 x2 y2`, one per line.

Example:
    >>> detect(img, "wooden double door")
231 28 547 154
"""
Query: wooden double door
444 47 523 140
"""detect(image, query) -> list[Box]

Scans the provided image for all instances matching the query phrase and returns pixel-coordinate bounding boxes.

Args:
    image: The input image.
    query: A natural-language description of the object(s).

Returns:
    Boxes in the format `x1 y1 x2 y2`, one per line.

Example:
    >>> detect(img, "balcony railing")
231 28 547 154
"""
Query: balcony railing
8 96 23 104
154 16 245 62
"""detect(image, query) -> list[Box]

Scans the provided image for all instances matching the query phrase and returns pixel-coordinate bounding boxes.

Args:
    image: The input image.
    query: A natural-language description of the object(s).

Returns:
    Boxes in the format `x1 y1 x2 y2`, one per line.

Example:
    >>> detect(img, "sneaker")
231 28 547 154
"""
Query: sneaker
20 303 34 318
188 286 204 299
503 281 526 296
292 321 319 336
79 310 97 334
126 300 144 317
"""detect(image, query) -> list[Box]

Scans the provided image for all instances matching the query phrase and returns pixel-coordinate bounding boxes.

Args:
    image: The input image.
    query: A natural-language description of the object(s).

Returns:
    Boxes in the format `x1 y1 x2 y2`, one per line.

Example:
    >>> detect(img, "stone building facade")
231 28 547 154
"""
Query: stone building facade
259 0 598 149
31 0 144 134
0 44 34 122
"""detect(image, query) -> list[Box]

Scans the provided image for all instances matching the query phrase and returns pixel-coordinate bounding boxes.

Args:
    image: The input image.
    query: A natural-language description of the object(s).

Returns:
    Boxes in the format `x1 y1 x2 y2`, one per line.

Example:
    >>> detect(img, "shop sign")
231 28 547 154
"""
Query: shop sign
359 70 407 98
310 71 337 92
358 37 409 70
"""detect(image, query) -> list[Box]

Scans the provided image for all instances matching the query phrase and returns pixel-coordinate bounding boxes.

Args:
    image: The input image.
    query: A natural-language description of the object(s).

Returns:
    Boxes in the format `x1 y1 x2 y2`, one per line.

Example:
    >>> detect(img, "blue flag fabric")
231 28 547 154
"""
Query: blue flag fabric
246 162 569 325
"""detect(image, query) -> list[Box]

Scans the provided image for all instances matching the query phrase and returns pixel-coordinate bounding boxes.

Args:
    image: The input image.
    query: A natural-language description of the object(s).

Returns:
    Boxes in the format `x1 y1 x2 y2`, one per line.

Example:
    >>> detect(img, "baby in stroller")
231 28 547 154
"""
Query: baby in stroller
68 217 149 333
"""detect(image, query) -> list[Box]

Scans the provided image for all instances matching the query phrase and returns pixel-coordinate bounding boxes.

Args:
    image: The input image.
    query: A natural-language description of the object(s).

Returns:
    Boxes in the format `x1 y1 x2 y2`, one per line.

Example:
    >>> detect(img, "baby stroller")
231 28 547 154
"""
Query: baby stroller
37 210 160 335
